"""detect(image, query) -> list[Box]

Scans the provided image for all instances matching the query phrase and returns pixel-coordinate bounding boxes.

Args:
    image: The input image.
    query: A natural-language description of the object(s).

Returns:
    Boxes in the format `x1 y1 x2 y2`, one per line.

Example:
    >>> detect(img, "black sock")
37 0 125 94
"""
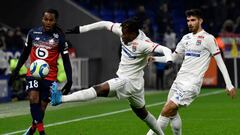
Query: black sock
30 103 43 124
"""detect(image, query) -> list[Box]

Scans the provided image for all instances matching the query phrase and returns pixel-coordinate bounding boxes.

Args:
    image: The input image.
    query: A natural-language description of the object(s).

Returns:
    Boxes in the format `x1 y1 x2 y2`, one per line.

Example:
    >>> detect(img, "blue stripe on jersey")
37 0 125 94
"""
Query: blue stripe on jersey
122 47 136 59
121 45 141 54
185 52 200 57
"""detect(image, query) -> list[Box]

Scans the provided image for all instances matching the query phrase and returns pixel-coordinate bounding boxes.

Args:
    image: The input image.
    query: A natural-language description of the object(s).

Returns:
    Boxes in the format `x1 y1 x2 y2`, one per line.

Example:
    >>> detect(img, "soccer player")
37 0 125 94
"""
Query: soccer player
50 17 173 135
146 9 237 135
9 9 72 135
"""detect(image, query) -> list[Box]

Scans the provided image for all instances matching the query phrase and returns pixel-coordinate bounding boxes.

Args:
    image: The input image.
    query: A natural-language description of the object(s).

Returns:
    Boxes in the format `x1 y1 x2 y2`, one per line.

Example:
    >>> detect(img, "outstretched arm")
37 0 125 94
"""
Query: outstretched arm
66 21 122 36
153 45 173 62
153 51 183 63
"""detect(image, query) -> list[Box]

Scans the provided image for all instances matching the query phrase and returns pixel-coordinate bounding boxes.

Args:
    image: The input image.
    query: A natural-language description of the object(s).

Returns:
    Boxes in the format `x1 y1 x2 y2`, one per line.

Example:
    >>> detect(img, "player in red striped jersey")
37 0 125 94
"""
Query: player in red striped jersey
9 9 72 135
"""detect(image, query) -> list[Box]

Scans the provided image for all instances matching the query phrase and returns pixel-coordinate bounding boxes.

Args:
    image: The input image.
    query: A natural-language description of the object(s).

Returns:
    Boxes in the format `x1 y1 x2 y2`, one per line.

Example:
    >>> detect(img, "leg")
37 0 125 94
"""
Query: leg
61 82 110 102
131 105 164 135
146 100 179 135
27 90 45 135
170 112 182 135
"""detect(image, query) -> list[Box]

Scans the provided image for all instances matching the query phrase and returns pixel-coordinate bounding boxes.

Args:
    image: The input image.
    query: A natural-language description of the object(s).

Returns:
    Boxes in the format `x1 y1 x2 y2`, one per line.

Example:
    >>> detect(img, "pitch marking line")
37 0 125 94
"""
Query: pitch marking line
3 90 223 135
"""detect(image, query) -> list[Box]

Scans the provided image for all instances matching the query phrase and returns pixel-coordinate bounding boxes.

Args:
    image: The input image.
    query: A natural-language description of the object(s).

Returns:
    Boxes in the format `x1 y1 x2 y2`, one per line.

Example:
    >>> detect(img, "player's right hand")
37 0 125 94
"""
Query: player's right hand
226 88 237 99
147 56 155 65
65 26 80 34
8 70 18 86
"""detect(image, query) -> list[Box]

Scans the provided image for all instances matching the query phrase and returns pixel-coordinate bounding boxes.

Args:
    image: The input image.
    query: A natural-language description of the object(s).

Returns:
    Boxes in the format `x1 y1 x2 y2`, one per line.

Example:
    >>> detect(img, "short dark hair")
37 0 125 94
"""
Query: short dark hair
121 17 143 34
42 8 59 20
185 9 203 19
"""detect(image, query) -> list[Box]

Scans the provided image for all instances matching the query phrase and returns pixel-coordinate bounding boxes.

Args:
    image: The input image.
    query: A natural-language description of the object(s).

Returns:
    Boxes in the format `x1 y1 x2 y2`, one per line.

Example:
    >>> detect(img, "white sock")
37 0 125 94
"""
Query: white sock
62 87 97 102
146 115 170 135
144 112 164 135
170 113 182 135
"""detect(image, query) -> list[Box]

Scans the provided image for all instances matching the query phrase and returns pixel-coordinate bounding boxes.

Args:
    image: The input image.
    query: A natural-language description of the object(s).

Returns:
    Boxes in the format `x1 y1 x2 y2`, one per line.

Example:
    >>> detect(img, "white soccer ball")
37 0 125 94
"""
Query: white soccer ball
30 59 49 79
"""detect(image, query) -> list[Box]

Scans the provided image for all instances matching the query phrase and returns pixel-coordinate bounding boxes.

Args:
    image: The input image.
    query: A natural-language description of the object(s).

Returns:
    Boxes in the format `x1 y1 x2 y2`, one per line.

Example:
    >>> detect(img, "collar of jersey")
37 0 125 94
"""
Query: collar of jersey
192 29 205 37
126 30 143 46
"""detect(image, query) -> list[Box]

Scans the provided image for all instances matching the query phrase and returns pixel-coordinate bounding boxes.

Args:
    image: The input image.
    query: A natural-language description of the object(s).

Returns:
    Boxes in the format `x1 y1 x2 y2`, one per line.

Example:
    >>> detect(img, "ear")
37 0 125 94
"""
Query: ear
199 18 203 24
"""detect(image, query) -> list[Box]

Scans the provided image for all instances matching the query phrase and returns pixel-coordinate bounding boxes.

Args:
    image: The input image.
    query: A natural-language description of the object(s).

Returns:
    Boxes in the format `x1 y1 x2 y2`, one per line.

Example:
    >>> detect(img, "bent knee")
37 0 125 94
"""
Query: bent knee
93 82 110 97
28 91 39 103
161 101 178 117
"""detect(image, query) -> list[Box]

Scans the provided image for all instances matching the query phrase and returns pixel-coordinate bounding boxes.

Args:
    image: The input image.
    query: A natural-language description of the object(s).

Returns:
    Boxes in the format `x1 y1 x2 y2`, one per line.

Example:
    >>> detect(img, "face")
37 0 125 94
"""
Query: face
42 12 56 31
186 16 202 33
121 26 136 44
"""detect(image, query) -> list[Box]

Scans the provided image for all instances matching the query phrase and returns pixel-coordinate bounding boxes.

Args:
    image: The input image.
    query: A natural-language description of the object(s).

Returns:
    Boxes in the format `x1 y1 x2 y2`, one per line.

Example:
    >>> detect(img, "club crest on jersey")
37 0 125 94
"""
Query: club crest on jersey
196 40 202 46
49 39 55 45
53 33 59 38
132 42 138 52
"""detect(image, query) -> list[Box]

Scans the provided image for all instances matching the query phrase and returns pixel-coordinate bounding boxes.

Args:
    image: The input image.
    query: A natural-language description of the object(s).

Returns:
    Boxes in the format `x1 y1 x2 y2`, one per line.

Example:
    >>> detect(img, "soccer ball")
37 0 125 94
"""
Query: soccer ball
30 59 49 79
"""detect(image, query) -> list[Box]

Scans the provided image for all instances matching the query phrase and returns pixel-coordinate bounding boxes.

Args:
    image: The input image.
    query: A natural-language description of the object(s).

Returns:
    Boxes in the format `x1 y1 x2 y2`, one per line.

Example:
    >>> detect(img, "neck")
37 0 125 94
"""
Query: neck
193 27 203 34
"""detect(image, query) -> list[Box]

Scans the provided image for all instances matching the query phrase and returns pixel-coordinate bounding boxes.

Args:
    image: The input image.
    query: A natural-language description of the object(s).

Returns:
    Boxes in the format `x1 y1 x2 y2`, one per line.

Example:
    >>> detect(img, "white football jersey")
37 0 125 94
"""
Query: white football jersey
110 23 161 80
174 30 221 86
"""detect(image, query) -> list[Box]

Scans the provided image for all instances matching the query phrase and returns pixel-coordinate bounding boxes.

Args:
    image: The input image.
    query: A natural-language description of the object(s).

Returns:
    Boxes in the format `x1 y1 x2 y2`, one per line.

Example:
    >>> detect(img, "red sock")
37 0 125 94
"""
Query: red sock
37 123 44 132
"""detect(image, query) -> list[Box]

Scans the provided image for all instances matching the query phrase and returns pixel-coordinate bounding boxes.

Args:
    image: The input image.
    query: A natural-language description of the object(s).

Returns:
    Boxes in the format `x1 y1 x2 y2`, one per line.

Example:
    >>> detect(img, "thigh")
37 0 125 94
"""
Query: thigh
128 90 145 108
107 78 127 98
39 79 54 102
169 82 200 107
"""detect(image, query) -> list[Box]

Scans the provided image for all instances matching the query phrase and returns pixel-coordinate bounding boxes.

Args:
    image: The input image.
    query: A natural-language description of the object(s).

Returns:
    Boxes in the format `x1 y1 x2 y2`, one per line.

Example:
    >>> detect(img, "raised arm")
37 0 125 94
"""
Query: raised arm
66 21 122 36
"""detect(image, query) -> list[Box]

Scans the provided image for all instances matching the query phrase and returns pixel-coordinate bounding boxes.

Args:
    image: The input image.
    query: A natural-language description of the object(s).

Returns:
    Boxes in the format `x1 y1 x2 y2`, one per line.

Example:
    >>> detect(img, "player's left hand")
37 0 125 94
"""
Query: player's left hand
147 56 155 65
61 80 72 95
226 88 237 99
165 61 174 69
65 26 80 34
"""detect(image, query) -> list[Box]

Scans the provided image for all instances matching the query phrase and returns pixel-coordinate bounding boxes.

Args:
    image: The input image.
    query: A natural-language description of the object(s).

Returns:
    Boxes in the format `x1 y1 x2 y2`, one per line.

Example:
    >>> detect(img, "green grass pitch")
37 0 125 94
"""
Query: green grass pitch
0 88 239 135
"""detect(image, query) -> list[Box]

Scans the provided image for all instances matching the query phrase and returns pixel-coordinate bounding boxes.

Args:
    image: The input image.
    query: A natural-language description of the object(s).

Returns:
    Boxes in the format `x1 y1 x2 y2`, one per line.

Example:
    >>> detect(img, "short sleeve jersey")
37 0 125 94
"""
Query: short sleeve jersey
175 30 220 85
25 27 68 81
109 23 160 80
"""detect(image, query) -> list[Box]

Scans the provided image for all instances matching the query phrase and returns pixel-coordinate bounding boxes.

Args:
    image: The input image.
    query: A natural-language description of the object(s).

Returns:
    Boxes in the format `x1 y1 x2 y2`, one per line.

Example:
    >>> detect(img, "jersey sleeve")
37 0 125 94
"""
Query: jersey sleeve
80 21 122 36
140 40 159 54
59 34 68 54
25 29 33 47
109 23 122 36
175 37 185 54
205 35 221 56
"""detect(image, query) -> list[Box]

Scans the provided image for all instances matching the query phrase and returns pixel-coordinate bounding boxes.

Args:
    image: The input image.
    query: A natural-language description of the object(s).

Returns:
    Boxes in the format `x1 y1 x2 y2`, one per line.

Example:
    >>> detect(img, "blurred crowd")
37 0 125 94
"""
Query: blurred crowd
0 25 25 51
75 0 240 43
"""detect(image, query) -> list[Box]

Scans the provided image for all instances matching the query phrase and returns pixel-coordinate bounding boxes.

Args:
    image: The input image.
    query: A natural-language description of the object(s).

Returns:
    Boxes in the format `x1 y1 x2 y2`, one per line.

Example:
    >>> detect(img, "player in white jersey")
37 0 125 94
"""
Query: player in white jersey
146 9 237 135
50 17 173 135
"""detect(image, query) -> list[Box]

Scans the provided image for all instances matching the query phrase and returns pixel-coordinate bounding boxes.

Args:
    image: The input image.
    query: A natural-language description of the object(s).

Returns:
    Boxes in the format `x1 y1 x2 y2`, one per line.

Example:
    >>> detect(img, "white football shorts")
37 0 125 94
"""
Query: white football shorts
168 81 201 107
107 77 145 108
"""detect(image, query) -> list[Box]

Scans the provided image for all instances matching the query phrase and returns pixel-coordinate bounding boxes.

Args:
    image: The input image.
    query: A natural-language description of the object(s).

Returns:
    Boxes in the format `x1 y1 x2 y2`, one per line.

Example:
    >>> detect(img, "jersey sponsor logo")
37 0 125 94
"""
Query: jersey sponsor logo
185 50 201 57
197 36 205 39
35 48 49 59
196 40 202 46
33 31 42 34
185 52 200 57
35 37 40 40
